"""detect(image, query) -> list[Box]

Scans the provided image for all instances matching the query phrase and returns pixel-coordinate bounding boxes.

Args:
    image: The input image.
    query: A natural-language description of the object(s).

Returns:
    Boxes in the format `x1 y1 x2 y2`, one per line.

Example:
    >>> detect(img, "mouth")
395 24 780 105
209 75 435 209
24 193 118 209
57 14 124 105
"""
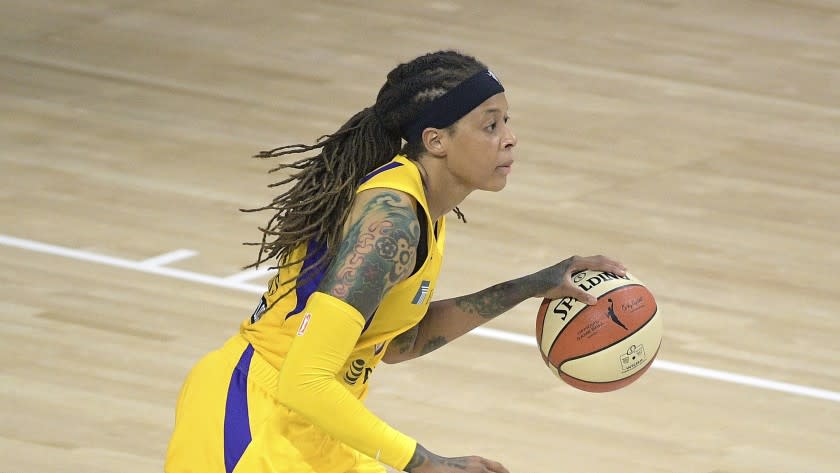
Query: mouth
495 161 513 175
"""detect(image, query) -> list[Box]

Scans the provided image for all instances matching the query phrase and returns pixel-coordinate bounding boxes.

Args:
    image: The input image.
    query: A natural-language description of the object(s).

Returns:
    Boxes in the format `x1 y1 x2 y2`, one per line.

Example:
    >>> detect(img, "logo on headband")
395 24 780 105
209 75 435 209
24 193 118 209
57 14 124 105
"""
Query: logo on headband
487 70 501 85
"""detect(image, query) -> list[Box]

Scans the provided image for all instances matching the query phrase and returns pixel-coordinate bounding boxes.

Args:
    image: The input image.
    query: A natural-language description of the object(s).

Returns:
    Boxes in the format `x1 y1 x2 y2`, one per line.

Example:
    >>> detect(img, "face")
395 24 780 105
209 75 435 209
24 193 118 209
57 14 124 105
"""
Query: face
438 93 517 192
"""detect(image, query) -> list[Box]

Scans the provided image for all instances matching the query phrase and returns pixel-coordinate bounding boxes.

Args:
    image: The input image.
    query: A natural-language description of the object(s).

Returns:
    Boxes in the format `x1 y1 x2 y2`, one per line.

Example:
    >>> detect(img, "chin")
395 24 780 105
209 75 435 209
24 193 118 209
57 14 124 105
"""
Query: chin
483 179 508 192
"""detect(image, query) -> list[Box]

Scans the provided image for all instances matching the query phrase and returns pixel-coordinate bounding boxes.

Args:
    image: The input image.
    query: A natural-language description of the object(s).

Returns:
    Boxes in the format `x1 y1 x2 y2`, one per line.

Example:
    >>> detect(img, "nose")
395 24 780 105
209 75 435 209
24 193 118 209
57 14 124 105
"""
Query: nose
503 123 517 149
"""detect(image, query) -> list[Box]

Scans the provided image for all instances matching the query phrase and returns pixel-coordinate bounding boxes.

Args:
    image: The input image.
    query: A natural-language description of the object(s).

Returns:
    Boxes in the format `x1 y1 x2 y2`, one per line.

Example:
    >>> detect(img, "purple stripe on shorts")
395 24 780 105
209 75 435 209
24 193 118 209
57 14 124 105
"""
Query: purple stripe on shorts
223 344 254 473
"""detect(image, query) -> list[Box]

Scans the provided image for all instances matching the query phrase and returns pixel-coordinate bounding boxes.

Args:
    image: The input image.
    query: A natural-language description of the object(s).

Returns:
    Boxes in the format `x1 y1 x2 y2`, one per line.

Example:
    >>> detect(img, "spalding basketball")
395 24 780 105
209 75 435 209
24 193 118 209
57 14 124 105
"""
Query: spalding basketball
536 269 662 392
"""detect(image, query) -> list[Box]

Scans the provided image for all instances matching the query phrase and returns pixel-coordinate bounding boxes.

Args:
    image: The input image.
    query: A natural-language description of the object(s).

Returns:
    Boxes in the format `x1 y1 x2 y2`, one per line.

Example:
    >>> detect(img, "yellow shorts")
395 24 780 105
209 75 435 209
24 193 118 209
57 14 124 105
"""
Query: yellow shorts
165 335 386 473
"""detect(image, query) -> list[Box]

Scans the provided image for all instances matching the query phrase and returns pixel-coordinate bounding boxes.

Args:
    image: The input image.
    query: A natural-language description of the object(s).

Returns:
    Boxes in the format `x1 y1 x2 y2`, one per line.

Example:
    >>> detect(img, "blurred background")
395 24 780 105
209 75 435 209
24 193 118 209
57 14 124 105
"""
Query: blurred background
1 1 838 472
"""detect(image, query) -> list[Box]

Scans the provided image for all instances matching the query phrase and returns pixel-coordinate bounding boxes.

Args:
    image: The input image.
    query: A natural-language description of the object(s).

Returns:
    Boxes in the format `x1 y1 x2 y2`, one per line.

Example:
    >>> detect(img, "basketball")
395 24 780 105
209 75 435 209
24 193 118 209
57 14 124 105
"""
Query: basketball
535 269 662 392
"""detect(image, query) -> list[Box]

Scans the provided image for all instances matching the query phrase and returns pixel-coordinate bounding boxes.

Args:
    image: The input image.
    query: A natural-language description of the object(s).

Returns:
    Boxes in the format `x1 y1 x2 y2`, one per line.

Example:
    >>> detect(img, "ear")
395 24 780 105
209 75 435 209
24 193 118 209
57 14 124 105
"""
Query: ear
421 128 447 157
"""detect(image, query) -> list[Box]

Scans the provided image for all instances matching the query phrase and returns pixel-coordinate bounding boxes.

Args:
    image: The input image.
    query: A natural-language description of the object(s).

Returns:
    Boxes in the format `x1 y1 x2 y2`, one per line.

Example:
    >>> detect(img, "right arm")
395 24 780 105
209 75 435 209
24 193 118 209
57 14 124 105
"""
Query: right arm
275 189 420 469
275 189 508 473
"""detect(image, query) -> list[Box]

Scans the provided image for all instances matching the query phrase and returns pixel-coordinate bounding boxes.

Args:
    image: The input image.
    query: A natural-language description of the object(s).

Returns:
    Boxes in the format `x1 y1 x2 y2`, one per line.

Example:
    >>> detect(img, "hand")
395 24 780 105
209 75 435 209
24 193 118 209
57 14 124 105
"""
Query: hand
531 254 627 304
405 444 510 473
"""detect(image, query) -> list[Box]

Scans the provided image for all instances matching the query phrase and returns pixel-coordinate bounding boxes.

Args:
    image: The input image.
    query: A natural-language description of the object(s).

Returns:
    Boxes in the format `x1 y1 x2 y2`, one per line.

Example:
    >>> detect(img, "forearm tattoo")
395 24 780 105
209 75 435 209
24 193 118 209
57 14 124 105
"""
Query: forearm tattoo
318 192 420 318
454 261 567 319
453 279 533 319
419 335 447 356
391 325 419 354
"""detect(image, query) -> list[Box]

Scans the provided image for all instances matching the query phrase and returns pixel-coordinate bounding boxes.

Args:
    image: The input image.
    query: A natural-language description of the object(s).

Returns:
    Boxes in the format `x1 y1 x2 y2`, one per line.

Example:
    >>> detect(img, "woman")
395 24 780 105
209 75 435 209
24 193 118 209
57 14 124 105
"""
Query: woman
165 49 626 473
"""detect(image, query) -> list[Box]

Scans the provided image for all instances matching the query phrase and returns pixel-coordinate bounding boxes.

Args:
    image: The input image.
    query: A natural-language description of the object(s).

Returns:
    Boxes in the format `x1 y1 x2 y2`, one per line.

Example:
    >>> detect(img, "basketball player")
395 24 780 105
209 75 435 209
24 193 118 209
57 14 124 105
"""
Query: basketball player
165 50 627 473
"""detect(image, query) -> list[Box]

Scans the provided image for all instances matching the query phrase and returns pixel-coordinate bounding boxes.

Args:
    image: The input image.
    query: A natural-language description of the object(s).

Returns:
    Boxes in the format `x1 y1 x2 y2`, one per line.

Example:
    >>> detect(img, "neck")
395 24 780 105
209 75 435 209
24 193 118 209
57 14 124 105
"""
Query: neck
413 156 472 221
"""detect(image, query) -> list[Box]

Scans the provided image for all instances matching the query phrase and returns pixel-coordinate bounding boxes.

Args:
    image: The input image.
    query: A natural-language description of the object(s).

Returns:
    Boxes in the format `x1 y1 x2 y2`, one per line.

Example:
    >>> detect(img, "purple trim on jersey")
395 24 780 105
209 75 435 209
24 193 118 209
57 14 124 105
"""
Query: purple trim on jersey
358 161 403 185
223 344 254 473
361 310 376 334
286 239 328 319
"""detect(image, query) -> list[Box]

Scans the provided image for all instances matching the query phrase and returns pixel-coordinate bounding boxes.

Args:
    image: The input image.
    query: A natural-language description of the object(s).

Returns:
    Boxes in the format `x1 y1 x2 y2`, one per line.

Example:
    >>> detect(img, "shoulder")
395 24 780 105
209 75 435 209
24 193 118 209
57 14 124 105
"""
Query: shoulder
344 188 421 263
345 189 422 259
317 188 421 319
348 188 418 226
356 156 425 203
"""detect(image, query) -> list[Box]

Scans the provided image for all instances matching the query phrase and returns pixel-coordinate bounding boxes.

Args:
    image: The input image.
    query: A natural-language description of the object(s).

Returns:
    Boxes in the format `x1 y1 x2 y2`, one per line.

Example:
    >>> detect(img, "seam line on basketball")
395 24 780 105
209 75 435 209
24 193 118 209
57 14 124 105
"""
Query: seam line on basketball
560 343 662 384
546 284 647 362
555 306 659 369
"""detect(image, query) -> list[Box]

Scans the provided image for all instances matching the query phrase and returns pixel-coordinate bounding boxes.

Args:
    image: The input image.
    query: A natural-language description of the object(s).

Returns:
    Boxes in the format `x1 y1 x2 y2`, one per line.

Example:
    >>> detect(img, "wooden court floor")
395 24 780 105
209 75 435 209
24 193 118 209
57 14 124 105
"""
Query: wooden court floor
1 1 839 472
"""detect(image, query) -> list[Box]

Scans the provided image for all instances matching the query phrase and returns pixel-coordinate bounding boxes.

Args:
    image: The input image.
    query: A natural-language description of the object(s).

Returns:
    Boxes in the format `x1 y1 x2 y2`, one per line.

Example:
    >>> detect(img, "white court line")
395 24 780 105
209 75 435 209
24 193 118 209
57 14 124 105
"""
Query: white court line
140 249 198 267
471 326 840 402
1 233 839 403
225 266 273 283
0 235 264 294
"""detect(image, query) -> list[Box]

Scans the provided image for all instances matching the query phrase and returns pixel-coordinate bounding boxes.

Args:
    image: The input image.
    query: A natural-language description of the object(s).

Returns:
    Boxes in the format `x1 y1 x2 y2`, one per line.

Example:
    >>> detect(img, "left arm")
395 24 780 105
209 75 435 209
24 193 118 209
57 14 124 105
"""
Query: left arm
382 254 626 363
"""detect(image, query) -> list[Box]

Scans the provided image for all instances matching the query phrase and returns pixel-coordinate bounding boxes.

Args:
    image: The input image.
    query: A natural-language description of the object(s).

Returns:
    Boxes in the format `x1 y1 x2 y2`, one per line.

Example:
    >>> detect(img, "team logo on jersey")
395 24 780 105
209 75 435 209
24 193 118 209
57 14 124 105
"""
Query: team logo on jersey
296 313 312 336
412 280 430 304
250 297 267 324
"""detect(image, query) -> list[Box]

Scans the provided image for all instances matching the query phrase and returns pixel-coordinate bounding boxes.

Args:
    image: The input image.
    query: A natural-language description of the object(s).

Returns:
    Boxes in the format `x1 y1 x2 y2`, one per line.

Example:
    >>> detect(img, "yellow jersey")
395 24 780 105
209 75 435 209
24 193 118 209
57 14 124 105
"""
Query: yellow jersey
240 154 446 399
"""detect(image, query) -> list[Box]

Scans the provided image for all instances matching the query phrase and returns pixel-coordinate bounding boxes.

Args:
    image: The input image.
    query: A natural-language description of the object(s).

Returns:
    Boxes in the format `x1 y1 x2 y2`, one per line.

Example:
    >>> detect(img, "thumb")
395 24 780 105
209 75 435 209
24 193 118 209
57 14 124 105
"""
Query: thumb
480 458 510 473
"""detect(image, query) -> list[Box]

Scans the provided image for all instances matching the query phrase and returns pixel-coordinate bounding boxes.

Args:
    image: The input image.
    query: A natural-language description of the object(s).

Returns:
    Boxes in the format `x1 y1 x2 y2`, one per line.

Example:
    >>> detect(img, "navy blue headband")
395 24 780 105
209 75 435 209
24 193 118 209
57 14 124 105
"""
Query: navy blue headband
400 69 505 143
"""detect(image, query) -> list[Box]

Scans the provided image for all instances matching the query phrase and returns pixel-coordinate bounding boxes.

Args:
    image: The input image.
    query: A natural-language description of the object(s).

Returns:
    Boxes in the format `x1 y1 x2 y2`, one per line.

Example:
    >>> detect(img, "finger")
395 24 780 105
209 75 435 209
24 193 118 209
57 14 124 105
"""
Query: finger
486 462 510 473
579 255 627 276
563 273 597 305
573 285 598 305
586 254 623 269
598 259 627 276
480 458 511 473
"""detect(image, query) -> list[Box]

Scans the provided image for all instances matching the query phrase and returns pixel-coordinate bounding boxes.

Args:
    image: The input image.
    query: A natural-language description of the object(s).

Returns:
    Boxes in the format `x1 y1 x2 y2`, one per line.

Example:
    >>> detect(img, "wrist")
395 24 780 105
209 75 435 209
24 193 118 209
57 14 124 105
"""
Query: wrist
404 443 440 472
516 272 553 299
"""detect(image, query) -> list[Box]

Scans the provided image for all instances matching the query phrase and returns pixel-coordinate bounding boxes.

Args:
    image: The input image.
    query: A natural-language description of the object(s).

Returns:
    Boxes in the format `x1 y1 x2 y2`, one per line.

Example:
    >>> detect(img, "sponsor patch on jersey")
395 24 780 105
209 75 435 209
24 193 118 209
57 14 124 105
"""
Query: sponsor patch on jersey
411 280 430 305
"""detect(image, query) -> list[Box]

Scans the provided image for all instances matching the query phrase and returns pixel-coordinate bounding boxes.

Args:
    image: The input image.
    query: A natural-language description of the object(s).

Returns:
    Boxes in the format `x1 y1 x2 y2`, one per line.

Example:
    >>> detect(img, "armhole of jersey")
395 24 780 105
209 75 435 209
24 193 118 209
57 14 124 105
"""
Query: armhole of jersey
413 201 429 277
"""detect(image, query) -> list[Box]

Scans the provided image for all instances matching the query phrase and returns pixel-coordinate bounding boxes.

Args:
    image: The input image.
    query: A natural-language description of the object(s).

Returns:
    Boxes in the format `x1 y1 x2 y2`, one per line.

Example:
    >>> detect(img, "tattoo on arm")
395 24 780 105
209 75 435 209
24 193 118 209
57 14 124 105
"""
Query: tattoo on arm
404 444 427 472
443 458 468 469
404 444 437 472
392 325 419 354
405 444 468 472
419 336 447 356
318 192 420 318
454 280 526 319
454 267 561 320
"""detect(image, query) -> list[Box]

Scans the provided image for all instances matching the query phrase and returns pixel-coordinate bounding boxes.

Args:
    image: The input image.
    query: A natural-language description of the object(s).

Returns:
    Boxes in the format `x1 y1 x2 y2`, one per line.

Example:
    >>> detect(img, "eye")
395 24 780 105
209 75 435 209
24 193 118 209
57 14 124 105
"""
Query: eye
486 121 497 132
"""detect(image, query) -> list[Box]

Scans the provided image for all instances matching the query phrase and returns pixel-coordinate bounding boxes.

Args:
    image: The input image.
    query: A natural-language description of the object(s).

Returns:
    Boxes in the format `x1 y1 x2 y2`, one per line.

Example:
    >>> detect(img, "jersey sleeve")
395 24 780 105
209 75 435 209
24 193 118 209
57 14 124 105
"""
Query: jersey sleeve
276 291 417 470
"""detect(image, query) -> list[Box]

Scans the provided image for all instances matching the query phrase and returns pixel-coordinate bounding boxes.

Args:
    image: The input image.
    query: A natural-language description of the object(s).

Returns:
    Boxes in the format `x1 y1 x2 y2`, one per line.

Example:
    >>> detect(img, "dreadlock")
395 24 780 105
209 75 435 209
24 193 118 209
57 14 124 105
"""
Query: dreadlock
242 50 486 297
